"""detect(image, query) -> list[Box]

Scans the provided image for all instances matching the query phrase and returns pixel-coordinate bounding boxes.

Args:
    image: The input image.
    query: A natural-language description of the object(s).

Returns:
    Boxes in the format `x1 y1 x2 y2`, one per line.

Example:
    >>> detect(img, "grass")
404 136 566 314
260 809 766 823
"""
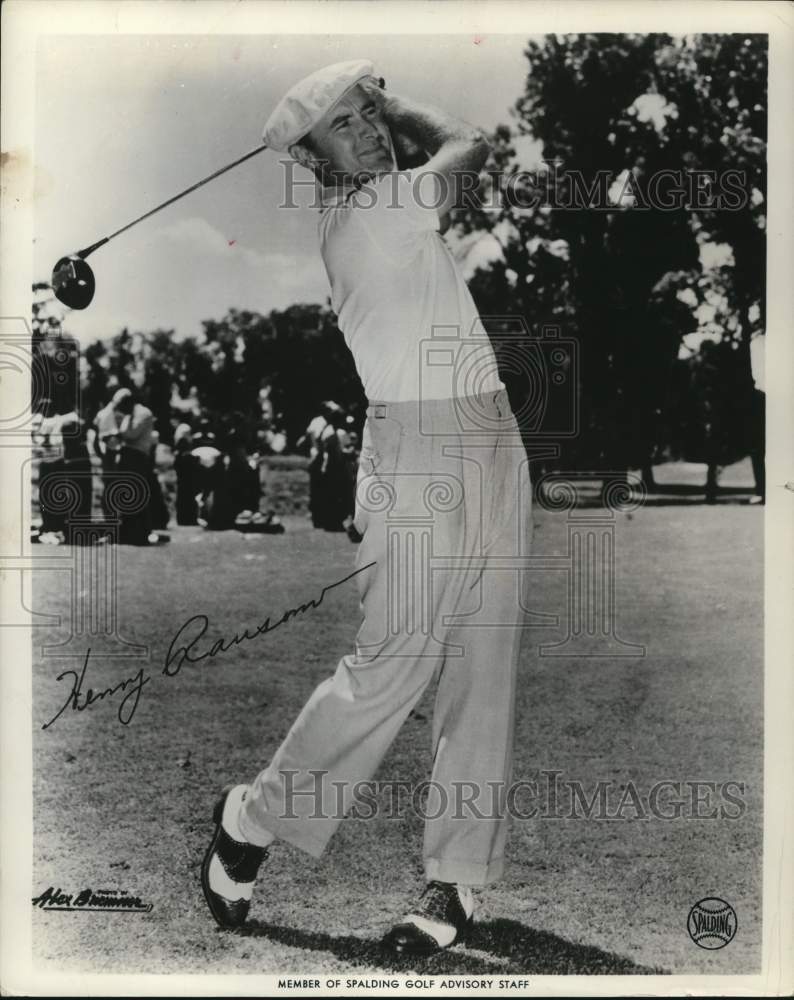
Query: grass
31 460 763 976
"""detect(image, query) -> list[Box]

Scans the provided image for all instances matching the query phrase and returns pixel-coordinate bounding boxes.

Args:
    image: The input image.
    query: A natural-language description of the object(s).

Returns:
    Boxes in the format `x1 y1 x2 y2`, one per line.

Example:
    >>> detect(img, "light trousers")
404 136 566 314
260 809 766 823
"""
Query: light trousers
240 389 532 886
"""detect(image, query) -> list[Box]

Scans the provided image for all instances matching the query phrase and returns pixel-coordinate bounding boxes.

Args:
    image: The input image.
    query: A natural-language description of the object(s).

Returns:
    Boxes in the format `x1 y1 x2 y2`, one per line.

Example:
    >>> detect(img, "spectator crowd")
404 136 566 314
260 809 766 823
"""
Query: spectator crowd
31 391 364 546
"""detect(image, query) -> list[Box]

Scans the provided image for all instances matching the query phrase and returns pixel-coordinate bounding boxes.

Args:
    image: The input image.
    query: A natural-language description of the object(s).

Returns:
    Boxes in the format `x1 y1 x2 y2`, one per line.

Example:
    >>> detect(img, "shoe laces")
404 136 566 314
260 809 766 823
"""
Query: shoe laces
415 881 461 923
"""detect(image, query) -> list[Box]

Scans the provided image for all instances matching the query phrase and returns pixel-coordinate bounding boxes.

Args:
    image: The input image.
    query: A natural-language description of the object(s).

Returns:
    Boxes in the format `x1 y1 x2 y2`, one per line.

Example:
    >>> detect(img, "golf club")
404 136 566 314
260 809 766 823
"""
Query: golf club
51 143 270 310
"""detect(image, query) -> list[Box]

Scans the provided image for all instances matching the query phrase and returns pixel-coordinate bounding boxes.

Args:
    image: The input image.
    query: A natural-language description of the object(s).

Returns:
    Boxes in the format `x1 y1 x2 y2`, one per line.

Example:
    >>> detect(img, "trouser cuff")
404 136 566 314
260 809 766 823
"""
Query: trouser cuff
238 806 329 859
424 855 505 886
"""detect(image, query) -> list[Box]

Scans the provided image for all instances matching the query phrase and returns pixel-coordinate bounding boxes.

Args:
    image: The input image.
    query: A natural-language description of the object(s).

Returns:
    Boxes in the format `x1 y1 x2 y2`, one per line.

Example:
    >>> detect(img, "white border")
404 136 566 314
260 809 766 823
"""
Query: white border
1 2 792 996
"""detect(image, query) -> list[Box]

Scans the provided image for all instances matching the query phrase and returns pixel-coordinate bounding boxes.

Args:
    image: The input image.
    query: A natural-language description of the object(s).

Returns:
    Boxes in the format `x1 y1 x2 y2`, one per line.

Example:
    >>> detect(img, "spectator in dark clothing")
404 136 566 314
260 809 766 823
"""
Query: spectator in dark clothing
317 404 354 532
32 398 65 541
297 410 329 528
191 432 226 529
173 423 199 525
93 391 123 518
147 429 170 530
227 440 263 522
60 416 93 542
114 389 157 544
33 399 88 544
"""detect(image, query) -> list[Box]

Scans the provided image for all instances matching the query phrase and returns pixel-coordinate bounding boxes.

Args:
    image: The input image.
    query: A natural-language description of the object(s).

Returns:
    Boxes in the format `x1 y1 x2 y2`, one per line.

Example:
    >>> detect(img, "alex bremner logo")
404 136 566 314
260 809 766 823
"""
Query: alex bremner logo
32 886 152 913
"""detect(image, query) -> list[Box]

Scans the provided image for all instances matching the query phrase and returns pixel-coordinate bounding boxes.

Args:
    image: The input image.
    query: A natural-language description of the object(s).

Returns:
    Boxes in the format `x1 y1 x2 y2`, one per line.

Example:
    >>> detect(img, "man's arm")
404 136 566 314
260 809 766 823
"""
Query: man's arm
368 82 491 223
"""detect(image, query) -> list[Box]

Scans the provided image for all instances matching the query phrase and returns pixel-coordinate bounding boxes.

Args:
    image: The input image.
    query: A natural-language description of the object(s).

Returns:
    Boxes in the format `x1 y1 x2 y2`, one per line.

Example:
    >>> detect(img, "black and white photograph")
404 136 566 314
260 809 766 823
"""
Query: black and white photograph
1 1 792 995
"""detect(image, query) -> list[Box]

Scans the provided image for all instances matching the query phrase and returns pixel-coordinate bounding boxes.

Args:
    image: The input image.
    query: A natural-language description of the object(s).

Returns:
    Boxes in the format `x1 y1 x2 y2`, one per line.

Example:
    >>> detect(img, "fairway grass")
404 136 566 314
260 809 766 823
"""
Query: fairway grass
31 500 762 976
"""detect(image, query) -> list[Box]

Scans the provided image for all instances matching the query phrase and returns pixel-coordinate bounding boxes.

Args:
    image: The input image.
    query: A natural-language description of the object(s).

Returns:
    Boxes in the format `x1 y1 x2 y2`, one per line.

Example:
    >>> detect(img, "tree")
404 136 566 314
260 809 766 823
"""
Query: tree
76 304 365 451
457 33 767 475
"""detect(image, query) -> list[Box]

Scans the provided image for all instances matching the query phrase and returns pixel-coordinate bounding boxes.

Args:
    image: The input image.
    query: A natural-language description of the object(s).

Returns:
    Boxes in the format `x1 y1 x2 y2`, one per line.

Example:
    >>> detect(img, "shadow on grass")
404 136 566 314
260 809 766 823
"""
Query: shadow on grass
236 917 664 975
644 483 750 496
632 484 760 508
617 495 761 508
543 493 759 510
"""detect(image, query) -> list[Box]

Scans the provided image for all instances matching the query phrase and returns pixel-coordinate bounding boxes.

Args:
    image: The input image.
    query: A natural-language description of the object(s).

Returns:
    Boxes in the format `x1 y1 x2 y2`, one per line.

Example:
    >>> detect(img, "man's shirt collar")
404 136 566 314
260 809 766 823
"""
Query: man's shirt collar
319 185 353 209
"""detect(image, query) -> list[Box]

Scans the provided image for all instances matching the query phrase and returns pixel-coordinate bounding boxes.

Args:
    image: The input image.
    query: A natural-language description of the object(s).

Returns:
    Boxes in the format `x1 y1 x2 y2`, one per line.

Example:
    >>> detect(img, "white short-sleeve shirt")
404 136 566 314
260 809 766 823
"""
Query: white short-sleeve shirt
318 171 504 403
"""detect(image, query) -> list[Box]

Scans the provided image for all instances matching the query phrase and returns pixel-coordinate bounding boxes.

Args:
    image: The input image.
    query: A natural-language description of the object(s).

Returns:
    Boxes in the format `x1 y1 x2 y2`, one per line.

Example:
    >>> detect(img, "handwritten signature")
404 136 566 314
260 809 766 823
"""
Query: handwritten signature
41 650 149 730
41 561 375 730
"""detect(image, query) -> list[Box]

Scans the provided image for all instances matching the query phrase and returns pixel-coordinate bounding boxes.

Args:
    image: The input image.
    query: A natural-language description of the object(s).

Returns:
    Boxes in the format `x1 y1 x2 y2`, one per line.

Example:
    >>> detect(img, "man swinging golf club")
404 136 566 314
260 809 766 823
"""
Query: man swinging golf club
201 59 531 955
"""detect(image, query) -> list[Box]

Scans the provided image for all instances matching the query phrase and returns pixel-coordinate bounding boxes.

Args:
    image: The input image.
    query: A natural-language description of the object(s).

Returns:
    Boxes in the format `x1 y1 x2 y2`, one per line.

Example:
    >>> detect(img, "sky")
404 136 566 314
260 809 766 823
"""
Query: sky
34 33 534 343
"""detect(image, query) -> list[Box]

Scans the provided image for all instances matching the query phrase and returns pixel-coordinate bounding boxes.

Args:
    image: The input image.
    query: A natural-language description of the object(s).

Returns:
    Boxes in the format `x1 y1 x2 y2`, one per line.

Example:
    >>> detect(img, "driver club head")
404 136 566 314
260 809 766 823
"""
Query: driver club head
52 254 96 310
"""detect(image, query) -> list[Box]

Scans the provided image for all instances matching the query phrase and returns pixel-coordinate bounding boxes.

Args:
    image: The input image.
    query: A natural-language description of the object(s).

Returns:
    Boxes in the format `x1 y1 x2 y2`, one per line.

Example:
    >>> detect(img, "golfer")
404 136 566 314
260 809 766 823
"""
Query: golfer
202 60 531 955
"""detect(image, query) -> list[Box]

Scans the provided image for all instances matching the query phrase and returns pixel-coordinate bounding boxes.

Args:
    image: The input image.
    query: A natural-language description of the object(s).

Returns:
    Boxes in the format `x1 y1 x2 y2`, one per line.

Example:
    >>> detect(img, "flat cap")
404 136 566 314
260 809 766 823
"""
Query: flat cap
263 59 374 152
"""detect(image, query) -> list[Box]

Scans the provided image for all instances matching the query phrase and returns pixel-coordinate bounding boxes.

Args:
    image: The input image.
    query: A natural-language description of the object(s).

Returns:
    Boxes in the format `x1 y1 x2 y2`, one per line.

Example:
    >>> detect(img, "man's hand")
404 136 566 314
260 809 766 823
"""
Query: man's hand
358 76 427 168
362 79 490 221
391 131 429 169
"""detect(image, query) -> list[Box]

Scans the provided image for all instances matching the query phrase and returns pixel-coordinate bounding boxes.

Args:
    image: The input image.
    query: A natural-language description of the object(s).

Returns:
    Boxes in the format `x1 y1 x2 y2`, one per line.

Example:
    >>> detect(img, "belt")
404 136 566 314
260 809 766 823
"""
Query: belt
366 390 507 421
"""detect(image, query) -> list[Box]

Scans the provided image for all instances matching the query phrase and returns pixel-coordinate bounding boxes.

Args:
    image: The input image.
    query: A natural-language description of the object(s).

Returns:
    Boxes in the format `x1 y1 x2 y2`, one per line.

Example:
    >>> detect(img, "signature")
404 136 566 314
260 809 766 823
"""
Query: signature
163 562 375 677
41 648 149 730
41 562 375 730
32 885 152 913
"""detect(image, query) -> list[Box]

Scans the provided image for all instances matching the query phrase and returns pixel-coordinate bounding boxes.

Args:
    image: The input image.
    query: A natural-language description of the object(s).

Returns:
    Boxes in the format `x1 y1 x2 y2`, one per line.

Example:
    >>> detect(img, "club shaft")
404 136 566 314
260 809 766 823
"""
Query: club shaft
79 144 269 257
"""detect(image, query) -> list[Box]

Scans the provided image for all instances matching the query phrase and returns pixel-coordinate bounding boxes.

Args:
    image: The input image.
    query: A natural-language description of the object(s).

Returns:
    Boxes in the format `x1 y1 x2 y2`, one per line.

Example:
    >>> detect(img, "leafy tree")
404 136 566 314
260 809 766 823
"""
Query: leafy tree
457 33 766 475
75 304 365 450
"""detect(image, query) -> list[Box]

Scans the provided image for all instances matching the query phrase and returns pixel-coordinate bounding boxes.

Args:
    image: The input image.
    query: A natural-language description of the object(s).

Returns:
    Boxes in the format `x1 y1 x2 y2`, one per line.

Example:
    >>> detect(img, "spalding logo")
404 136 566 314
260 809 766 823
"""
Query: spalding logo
687 897 738 950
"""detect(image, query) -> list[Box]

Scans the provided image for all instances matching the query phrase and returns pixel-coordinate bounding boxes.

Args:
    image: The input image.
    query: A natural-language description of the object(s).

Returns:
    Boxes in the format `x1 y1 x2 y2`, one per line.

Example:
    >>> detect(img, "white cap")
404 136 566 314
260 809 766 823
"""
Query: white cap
263 59 375 152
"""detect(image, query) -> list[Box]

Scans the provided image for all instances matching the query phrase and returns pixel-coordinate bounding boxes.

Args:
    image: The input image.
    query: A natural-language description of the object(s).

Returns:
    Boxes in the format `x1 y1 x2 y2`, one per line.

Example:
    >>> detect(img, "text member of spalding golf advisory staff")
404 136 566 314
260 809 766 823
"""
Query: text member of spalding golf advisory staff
201 59 531 957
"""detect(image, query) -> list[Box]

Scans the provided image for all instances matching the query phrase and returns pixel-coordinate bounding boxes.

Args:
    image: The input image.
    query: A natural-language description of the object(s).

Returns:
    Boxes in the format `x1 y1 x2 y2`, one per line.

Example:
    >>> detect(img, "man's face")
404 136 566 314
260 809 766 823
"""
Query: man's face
304 83 395 183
